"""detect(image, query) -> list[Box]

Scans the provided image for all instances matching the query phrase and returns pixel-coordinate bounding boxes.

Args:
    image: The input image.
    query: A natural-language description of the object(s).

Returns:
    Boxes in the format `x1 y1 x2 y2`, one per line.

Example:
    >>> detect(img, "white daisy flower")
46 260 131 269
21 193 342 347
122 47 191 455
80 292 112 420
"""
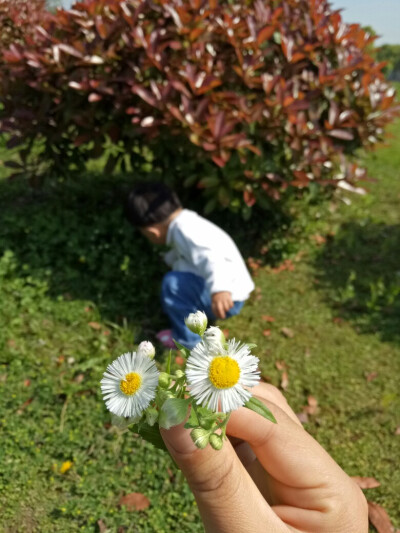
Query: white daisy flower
100 352 159 418
203 326 226 353
186 338 260 413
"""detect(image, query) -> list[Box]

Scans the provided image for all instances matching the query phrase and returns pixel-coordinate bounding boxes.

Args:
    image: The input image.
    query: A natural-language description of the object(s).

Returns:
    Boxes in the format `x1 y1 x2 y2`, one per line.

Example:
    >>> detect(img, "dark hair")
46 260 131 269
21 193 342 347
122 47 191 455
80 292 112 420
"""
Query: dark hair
125 182 181 227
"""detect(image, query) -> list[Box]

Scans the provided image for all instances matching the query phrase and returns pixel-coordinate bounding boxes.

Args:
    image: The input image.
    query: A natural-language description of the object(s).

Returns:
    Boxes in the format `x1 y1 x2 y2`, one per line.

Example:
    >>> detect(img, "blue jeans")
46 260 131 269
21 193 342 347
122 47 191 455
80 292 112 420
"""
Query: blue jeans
161 271 244 349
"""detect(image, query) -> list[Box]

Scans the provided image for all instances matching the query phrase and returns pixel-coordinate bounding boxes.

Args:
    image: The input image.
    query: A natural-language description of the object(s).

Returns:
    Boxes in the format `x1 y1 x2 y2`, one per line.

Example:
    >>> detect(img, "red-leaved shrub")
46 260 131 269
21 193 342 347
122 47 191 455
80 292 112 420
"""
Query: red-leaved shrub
0 0 398 212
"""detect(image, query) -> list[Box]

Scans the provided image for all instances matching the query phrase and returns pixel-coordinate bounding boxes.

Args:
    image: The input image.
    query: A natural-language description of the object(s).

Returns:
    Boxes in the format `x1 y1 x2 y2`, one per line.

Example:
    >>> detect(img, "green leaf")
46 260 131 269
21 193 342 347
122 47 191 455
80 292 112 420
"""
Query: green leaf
184 405 199 429
246 343 257 350
173 340 191 358
111 414 141 429
159 398 190 430
199 176 219 188
131 421 168 451
244 397 277 424
166 349 172 375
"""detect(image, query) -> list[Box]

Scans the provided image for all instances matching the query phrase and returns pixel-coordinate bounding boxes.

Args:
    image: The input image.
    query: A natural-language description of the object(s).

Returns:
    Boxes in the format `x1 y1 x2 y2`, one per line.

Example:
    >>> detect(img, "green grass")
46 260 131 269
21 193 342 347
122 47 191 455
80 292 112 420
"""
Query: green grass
0 119 399 532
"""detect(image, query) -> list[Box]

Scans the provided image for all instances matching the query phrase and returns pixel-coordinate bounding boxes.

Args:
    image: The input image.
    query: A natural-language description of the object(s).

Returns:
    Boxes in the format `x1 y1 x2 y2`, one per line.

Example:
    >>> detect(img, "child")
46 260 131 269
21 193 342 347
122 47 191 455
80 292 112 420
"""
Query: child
125 182 254 349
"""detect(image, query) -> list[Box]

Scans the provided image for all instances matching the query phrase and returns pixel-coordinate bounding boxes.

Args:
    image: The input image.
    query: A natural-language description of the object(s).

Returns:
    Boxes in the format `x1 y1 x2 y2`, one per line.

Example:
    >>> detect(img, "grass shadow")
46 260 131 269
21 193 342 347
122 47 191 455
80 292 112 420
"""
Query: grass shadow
314 221 400 344
0 174 167 335
0 173 291 335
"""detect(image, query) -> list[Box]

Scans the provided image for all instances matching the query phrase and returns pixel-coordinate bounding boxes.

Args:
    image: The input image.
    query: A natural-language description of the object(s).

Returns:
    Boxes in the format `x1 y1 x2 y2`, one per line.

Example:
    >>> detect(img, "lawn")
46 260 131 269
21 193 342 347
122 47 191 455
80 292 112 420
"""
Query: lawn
0 117 399 532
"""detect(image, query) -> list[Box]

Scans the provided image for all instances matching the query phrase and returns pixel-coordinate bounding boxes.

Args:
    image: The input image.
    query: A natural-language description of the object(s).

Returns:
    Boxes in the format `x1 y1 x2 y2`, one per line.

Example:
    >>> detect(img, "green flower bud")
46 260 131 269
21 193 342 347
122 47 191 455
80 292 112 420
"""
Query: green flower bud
185 311 208 337
209 434 223 450
158 372 171 389
198 416 215 430
174 369 185 379
157 389 175 404
190 428 210 449
145 407 159 426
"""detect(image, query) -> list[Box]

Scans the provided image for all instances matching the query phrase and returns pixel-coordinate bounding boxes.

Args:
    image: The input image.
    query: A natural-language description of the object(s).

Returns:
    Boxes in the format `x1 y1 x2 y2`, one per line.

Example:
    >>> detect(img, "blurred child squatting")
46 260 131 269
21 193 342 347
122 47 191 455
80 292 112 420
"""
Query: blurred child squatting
125 182 254 349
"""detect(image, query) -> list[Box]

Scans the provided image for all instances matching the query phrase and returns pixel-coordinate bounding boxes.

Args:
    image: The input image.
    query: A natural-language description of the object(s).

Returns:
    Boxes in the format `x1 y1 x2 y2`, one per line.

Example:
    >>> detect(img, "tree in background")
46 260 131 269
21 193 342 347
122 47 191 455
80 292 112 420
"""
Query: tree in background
0 0 398 215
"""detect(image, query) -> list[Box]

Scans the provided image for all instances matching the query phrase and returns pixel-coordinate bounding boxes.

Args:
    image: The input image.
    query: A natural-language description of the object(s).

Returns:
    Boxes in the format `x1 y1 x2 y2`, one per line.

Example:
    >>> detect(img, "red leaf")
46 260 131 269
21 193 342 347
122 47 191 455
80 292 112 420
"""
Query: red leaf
328 129 354 141
88 93 103 103
352 477 381 489
367 501 395 533
58 44 83 59
119 493 150 511
95 16 108 39
243 190 256 207
257 26 274 45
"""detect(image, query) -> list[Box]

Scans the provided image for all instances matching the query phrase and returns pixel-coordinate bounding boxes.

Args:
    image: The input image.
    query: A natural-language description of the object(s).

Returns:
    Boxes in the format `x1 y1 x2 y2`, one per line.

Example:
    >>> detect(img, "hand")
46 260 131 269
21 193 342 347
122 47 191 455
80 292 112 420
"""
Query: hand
211 291 234 319
161 383 368 533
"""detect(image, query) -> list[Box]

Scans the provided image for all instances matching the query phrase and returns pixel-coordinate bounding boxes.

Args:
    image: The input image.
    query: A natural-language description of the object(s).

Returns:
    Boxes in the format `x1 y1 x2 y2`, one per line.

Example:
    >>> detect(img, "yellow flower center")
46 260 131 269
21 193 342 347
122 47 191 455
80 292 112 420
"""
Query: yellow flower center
120 372 142 396
209 356 240 389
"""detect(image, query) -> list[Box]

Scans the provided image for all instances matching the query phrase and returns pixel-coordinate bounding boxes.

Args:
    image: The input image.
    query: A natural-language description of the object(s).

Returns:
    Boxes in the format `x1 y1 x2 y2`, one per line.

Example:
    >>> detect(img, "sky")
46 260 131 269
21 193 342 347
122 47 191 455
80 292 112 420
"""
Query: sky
330 0 400 44
58 0 399 45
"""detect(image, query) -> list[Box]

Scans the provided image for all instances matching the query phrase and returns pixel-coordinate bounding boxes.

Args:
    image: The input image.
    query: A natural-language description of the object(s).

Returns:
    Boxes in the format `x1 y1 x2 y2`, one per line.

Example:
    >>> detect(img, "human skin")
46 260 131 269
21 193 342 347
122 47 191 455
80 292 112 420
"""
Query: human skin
161 383 368 533
211 291 234 319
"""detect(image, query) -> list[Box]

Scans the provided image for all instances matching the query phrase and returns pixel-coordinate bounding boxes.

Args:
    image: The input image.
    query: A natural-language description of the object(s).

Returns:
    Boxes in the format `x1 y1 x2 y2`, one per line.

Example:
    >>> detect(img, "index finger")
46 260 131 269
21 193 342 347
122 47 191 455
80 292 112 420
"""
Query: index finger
227 395 351 491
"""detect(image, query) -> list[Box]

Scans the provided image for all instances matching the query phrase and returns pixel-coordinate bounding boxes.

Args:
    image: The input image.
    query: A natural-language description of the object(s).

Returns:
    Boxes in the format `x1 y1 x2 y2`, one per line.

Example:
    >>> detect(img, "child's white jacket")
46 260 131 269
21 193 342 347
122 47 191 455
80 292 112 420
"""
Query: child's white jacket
164 209 254 302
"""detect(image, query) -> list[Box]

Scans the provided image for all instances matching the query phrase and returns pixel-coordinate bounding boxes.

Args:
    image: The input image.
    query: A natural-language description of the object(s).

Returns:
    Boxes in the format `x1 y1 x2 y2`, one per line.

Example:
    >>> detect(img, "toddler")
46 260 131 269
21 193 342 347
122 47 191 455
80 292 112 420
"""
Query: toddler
125 182 254 349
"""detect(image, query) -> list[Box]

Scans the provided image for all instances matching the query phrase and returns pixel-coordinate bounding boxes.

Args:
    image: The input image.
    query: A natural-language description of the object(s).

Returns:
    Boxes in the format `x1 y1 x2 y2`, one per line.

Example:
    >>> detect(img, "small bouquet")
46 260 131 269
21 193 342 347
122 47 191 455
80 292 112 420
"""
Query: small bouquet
100 311 276 451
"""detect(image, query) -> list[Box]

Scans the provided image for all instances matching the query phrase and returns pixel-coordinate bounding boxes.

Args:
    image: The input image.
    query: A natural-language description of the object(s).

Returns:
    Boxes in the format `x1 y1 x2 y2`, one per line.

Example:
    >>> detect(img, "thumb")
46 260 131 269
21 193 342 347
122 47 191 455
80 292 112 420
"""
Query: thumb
161 423 287 533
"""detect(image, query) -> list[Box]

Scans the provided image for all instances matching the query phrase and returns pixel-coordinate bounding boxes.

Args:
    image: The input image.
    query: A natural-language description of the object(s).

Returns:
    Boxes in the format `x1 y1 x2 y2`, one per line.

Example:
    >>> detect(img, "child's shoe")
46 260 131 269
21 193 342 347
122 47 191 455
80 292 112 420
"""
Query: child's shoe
156 329 176 349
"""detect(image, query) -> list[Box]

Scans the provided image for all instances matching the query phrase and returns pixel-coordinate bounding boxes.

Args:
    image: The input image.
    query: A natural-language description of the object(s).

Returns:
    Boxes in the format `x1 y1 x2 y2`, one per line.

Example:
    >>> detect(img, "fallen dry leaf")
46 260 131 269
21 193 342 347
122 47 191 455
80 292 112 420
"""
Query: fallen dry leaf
175 355 185 366
311 234 327 245
395 427 400 436
352 477 381 489
74 373 85 384
263 329 271 337
366 372 378 382
368 501 395 533
280 371 289 390
281 327 294 338
271 259 295 274
119 493 150 512
304 395 319 415
88 321 101 330
16 397 33 415
97 519 107 533
297 412 309 424
262 315 275 322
